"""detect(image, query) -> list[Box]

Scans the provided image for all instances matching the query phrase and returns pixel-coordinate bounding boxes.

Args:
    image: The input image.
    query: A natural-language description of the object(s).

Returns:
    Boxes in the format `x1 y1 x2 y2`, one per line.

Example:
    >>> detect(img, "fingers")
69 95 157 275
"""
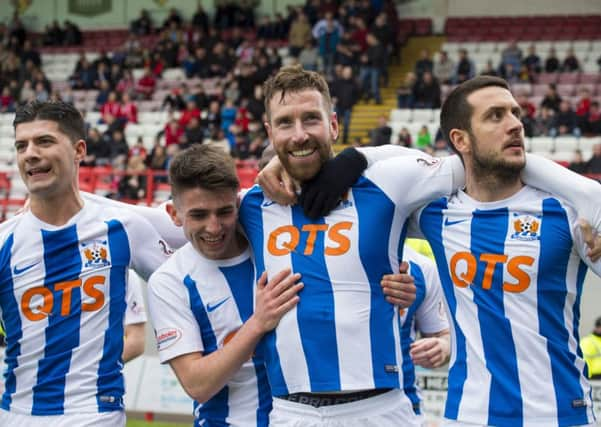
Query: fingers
257 271 268 289
381 270 416 308
257 158 296 206
398 261 409 274
578 218 601 262
269 272 302 298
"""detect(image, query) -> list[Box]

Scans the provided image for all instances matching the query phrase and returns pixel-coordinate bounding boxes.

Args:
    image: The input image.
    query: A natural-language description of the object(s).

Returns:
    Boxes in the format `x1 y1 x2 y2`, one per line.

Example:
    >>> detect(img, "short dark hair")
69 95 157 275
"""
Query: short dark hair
440 76 510 156
13 100 86 143
263 64 332 121
169 144 239 199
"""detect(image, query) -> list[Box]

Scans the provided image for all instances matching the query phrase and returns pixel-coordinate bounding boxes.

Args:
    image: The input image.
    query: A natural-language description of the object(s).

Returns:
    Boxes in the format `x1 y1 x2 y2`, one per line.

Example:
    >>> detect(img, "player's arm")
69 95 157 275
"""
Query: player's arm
155 269 303 403
123 323 145 363
122 270 148 363
521 154 601 261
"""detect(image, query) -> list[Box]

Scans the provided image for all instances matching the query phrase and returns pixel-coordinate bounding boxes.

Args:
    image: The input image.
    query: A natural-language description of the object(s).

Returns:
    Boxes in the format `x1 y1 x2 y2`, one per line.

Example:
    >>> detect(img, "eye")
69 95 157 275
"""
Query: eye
15 142 26 152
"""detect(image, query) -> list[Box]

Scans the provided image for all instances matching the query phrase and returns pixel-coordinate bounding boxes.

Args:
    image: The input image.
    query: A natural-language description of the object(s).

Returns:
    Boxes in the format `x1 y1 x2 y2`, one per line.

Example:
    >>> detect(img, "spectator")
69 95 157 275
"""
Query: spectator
575 88 592 119
298 40 319 71
532 106 556 137
101 91 122 125
568 150 588 174
411 71 441 109
162 87 186 112
335 30 358 67
162 7 183 30
82 128 111 167
34 81 49 103
192 4 210 35
397 71 417 108
540 83 563 113
312 12 342 40
415 49 433 78
108 128 130 170
544 48 560 73
480 59 499 77
288 11 312 57
204 100 222 131
523 44 542 76
359 33 386 104
118 154 147 201
69 56 97 90
499 41 522 73
395 127 412 147
415 125 432 150
19 40 41 68
516 92 536 137
580 317 601 379
147 142 169 178
130 9 153 36
246 85 265 121
562 47 580 72
499 62 520 84
183 116 205 148
19 79 35 104
552 100 580 137
317 19 340 77
120 92 138 124
63 20 82 45
136 66 157 99
116 69 136 96
433 50 455 84
586 143 601 174
331 65 360 144
43 20 64 46
203 127 231 154
129 136 148 161
368 115 392 146
454 49 475 84
164 117 184 147
0 87 14 113
581 101 601 136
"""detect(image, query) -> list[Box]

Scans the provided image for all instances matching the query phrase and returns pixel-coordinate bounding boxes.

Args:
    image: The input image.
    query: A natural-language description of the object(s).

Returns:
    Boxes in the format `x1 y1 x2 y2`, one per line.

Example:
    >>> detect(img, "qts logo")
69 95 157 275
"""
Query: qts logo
450 252 535 292
20 275 106 321
267 222 353 256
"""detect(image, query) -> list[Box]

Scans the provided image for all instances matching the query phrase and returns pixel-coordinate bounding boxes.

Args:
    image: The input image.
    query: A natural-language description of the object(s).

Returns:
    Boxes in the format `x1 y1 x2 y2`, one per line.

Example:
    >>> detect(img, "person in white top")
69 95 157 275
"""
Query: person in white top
0 100 171 427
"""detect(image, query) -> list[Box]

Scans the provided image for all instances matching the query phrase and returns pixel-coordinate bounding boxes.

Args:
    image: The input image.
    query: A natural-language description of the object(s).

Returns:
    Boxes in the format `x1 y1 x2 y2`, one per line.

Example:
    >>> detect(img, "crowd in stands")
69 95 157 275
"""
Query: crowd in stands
0 0 405 201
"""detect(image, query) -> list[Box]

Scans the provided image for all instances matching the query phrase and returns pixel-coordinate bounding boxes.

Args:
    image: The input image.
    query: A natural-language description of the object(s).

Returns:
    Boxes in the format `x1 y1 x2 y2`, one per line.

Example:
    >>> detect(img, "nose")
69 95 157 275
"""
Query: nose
205 214 222 234
506 112 524 135
290 120 309 144
20 141 40 161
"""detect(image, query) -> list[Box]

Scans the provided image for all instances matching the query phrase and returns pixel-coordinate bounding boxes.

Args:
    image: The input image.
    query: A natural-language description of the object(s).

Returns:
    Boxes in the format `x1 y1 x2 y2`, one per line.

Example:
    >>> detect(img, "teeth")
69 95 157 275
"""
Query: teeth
290 148 315 157
203 237 221 243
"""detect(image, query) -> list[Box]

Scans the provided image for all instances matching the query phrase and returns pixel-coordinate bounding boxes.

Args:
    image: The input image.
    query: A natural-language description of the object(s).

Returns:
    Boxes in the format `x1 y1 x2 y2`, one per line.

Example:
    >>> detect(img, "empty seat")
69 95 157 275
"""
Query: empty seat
530 136 555 153
389 109 412 122
411 109 434 123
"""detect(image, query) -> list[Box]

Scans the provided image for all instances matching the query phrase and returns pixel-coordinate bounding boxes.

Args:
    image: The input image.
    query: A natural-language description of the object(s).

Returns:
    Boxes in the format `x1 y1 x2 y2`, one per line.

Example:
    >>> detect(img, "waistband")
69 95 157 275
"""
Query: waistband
276 388 392 408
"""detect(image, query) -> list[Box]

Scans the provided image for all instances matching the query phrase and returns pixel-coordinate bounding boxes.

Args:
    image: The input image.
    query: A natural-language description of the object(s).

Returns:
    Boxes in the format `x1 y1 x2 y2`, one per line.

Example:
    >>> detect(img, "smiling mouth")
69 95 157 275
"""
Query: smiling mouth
27 167 51 176
201 235 224 244
290 148 316 158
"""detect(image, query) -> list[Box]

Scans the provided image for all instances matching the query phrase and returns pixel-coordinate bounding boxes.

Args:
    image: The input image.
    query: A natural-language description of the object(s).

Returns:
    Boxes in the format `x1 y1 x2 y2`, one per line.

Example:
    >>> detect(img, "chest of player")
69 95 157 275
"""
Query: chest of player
432 205 576 297
0 221 130 325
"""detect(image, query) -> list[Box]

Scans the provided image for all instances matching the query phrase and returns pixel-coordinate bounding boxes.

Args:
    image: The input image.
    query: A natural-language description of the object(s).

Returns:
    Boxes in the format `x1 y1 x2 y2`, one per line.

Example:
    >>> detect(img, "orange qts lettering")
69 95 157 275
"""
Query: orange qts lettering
21 276 106 321
325 221 352 256
503 256 534 293
82 275 105 311
267 225 299 256
450 252 477 288
479 254 508 290
21 287 53 321
267 222 353 256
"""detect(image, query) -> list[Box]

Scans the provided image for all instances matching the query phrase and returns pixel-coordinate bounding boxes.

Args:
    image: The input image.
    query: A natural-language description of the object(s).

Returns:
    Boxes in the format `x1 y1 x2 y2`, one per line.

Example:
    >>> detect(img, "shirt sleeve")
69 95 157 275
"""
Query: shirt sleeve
409 253 449 335
147 269 204 363
363 153 465 213
522 154 601 233
125 270 147 325
124 211 173 281
81 192 187 249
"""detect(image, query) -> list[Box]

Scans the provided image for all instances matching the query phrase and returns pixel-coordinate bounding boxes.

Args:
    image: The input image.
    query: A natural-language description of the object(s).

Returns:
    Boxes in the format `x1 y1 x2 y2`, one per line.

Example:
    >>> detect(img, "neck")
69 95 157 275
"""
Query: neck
464 169 524 203
29 187 84 226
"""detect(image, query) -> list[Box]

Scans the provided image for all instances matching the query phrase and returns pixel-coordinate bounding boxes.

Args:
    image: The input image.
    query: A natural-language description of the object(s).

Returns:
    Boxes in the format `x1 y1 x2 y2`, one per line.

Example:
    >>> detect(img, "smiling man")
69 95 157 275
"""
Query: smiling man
237 65 467 426
0 100 171 427
146 144 304 426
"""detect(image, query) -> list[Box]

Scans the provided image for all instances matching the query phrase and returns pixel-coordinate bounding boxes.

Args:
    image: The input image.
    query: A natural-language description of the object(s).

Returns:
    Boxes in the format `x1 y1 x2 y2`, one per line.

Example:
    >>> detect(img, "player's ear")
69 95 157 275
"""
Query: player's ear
449 128 469 155
165 201 182 227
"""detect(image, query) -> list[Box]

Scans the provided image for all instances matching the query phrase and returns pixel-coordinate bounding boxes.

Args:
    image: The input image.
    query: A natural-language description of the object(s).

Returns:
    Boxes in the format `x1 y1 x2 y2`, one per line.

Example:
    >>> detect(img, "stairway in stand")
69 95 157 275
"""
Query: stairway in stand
333 36 445 153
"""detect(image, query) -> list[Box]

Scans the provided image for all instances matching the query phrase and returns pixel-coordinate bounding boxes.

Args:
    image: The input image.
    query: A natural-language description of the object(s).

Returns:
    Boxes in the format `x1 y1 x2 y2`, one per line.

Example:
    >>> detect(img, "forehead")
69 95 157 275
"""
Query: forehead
467 86 518 114
268 89 327 119
15 120 64 140
176 186 237 211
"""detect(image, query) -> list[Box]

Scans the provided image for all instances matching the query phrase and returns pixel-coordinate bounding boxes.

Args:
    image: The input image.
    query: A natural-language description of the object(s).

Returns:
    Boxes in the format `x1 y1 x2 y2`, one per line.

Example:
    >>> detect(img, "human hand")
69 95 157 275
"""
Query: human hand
252 269 303 333
381 261 416 308
257 156 297 206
